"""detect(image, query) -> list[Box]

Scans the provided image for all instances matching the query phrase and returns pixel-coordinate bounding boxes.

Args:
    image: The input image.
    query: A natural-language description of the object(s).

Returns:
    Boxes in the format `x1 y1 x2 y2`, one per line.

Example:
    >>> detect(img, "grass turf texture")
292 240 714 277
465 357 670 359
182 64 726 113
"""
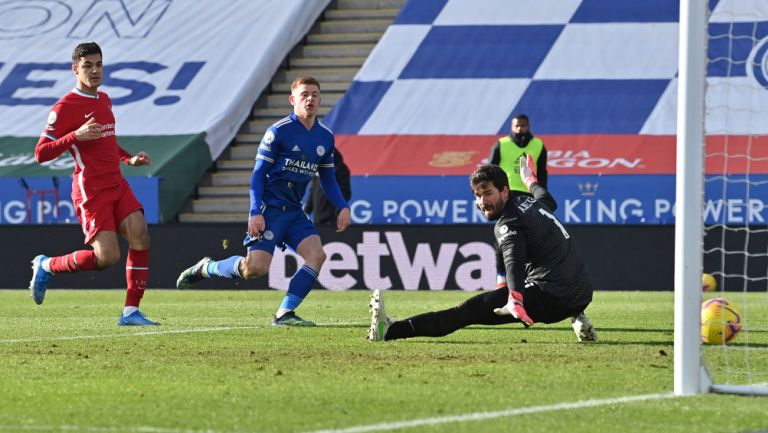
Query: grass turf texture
0 290 766 433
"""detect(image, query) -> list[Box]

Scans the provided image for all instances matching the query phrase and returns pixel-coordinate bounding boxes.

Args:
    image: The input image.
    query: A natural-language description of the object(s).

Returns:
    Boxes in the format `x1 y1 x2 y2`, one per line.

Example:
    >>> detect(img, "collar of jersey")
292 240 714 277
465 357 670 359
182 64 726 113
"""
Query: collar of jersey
290 112 317 127
72 88 99 99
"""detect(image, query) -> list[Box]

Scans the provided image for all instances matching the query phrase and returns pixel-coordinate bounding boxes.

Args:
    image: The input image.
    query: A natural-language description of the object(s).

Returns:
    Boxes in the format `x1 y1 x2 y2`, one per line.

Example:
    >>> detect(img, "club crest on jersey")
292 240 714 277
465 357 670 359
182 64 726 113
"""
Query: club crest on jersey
316 146 325 156
263 230 274 240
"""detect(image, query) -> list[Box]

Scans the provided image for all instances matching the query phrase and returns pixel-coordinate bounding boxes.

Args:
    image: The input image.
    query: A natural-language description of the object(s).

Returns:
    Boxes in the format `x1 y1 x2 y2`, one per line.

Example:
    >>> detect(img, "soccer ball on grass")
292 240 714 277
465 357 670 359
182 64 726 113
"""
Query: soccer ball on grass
701 298 742 344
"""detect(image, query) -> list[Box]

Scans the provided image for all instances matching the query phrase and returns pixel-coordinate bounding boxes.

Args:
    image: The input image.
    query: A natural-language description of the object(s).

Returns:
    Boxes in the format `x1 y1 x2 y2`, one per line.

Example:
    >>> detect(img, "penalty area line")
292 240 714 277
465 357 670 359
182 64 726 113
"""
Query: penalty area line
305 392 678 433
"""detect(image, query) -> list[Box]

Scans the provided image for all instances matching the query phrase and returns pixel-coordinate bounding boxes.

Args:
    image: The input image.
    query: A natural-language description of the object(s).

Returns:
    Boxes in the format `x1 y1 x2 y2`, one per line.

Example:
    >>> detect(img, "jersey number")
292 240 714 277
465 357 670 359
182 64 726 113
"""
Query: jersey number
538 208 570 239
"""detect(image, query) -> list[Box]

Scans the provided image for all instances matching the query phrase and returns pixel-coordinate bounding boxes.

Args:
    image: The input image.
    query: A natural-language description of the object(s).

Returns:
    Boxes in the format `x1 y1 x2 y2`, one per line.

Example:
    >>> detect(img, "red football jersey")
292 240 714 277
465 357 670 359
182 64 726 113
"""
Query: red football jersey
35 88 131 201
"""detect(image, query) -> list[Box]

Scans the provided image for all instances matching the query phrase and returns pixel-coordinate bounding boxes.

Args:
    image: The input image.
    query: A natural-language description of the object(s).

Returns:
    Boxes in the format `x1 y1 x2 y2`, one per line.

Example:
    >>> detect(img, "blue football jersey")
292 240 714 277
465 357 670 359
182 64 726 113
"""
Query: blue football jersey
254 113 336 210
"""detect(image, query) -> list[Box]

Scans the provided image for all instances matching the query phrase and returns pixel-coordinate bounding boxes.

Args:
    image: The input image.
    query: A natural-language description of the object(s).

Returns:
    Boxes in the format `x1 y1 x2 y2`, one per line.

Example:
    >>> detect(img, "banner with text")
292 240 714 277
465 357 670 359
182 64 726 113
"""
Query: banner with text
345 175 768 226
0 0 330 159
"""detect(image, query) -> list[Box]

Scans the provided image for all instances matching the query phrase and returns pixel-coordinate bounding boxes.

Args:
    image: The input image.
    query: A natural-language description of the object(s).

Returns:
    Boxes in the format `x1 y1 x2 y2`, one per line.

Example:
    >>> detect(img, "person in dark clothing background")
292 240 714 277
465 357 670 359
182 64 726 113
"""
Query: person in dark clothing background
304 149 351 226
488 113 548 191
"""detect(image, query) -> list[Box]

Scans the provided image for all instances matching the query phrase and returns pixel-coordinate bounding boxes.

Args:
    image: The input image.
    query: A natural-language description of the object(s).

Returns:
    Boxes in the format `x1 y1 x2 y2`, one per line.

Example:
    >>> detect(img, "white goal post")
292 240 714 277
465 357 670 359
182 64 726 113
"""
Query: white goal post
675 0 768 397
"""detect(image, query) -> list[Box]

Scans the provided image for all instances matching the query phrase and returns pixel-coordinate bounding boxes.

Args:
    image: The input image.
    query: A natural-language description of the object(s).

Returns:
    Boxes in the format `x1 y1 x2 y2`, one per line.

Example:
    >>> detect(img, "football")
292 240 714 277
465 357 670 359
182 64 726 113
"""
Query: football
701 298 743 344
702 273 717 292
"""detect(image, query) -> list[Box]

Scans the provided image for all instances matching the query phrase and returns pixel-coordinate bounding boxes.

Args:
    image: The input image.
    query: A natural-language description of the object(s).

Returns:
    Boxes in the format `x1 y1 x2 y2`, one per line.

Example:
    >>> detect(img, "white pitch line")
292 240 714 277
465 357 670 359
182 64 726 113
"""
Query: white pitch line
304 392 679 433
0 393 679 433
0 322 365 345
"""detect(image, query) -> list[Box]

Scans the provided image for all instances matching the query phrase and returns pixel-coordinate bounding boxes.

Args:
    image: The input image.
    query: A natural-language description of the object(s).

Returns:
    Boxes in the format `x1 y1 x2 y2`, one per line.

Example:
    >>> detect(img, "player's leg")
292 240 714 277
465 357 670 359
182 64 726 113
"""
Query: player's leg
522 284 597 341
116 207 158 326
176 207 283 288
378 287 516 341
272 210 323 326
571 312 598 342
28 193 110 305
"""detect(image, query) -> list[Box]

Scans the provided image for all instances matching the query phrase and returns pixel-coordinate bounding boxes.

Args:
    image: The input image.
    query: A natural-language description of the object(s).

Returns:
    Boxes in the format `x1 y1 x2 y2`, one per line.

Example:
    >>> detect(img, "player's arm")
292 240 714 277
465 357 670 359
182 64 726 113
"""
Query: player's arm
247 128 277 237
497 217 527 293
35 108 97 163
487 140 501 165
492 215 535 325
520 154 557 211
119 146 151 167
35 131 78 163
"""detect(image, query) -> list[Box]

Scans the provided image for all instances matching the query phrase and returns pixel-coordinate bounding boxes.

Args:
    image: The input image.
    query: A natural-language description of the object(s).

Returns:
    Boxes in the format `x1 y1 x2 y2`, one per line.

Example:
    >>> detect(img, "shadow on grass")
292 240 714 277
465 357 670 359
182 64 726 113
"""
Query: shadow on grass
406 339 676 347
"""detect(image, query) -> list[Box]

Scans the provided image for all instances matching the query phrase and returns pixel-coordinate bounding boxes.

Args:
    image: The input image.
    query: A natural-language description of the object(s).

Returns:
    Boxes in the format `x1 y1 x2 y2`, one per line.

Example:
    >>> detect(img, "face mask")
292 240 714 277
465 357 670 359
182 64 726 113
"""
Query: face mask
512 131 533 147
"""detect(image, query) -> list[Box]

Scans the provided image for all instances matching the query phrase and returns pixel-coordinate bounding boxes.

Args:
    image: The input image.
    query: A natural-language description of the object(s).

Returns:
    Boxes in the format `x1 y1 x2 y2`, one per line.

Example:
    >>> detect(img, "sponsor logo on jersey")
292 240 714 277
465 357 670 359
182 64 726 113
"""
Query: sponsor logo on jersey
284 158 318 171
292 145 300 152
84 111 94 118
283 158 319 176
495 223 516 243
316 146 325 156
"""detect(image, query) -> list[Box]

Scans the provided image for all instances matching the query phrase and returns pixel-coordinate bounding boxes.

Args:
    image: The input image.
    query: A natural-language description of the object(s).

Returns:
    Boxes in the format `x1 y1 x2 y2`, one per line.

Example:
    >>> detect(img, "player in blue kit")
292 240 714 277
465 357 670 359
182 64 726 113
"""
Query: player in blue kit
176 76 351 326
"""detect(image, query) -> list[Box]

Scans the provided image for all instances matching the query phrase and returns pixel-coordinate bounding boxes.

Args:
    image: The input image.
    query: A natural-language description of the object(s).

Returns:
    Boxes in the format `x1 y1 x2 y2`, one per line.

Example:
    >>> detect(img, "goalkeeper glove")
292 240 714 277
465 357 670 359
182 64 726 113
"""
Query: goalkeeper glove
519 153 538 191
493 290 535 326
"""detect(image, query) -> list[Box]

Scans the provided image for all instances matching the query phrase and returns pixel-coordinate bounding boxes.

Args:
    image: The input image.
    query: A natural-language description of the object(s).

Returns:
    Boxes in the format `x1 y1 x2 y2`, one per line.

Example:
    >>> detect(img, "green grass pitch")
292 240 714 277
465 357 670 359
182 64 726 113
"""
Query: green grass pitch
1 289 766 433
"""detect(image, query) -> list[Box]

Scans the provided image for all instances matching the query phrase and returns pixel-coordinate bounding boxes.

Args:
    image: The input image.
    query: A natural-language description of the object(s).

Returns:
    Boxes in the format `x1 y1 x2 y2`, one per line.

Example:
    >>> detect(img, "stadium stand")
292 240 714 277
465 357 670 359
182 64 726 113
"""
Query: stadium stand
178 0 406 222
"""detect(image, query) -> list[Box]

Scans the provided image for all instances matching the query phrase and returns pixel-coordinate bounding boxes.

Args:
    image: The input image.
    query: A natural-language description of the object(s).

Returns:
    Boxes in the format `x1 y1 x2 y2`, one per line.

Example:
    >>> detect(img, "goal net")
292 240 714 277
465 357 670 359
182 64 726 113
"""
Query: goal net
676 0 768 396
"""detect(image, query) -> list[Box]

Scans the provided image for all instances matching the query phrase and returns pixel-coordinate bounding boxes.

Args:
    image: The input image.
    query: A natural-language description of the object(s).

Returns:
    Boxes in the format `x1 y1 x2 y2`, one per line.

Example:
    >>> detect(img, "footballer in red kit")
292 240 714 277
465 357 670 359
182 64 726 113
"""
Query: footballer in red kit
29 42 159 326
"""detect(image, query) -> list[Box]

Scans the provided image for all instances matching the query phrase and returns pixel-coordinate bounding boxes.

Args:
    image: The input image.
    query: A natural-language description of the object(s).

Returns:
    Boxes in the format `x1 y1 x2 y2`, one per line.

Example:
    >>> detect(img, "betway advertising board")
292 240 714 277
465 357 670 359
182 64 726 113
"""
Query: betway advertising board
0 0 330 223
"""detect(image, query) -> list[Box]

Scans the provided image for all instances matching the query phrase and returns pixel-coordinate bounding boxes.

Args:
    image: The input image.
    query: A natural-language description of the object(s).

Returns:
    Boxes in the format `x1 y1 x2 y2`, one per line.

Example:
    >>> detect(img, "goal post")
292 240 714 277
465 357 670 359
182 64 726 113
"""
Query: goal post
675 0 768 397
674 0 708 396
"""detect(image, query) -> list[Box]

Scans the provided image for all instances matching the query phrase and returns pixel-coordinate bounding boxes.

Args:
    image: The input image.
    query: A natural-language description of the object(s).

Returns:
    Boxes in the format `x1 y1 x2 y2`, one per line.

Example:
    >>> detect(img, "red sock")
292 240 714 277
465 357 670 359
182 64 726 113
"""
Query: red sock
48 250 98 273
125 249 149 308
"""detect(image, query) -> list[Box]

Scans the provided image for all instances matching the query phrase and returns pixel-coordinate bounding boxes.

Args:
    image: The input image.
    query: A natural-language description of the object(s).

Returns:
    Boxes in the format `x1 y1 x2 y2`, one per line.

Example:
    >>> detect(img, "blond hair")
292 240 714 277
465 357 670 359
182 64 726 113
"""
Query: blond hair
290 75 321 92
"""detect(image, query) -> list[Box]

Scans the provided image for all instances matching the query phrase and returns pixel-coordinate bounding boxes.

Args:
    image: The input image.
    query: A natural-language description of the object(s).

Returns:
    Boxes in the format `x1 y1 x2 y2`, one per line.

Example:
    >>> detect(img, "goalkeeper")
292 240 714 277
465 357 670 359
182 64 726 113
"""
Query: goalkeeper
368 156 597 342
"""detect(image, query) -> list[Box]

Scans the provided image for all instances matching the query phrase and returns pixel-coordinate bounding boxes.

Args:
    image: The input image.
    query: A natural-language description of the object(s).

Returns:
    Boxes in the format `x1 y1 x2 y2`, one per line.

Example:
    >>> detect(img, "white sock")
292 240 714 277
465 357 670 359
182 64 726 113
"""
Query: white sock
123 306 139 317
276 308 291 318
41 258 52 273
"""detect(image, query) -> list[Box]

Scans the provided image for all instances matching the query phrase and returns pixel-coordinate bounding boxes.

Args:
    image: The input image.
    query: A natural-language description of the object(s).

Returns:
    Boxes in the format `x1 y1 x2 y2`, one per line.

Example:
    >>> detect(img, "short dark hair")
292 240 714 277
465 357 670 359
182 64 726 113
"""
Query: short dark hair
72 42 102 63
512 113 529 123
470 165 509 193
291 75 321 92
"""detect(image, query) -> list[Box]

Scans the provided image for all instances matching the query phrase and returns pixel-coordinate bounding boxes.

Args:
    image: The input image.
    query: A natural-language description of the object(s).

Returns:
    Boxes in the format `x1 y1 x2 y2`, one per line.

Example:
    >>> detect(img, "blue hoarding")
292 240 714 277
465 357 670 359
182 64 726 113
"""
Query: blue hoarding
0 176 159 224
347 175 768 225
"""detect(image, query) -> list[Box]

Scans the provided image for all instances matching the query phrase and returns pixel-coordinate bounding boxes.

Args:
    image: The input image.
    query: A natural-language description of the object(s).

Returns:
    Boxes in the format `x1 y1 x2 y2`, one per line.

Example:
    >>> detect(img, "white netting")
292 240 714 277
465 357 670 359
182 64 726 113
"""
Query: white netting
702 0 768 394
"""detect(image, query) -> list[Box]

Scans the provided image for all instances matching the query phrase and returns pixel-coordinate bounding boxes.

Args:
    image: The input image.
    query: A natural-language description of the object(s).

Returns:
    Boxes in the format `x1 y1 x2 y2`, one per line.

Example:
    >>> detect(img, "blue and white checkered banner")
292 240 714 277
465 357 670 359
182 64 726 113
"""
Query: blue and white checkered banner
324 0 768 225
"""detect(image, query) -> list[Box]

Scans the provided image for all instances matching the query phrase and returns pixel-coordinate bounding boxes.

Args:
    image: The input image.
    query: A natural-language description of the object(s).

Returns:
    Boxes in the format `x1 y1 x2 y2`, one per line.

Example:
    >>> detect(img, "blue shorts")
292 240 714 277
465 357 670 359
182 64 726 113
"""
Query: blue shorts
243 206 318 253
